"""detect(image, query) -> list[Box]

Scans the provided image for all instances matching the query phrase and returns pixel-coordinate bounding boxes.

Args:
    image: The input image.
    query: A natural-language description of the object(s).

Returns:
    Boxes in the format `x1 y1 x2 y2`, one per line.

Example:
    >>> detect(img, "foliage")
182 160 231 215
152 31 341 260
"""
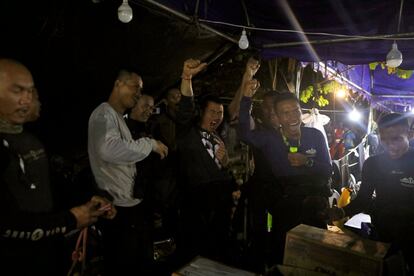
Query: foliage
300 80 345 107
369 62 413 79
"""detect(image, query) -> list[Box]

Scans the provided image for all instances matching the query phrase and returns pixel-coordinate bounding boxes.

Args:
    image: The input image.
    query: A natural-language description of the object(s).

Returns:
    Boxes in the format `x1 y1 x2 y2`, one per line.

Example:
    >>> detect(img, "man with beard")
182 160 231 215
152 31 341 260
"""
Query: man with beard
238 77 332 264
88 69 168 275
176 59 238 264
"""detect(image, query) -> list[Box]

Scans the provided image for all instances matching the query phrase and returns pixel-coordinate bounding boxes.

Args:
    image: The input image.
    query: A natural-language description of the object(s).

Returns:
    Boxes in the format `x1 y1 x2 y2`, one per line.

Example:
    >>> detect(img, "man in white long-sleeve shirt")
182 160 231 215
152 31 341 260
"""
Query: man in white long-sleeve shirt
88 68 168 275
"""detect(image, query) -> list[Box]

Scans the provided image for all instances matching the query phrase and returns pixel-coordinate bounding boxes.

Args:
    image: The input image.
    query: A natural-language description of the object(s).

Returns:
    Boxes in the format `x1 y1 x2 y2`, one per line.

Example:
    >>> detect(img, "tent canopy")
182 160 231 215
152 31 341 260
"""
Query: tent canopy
2 0 414 130
154 0 414 110
156 0 414 67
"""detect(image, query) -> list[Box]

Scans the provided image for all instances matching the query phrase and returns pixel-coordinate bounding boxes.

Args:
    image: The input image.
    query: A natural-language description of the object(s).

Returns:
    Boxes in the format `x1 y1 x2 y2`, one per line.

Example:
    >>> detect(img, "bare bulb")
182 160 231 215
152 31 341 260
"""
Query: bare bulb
238 29 249 50
118 0 133 23
348 109 361 122
336 88 346 98
386 42 403 68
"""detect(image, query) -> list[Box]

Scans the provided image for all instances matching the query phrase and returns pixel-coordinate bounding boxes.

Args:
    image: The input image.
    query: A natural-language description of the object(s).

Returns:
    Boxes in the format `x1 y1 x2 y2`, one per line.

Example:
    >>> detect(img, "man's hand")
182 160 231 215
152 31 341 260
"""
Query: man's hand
287 152 308 167
244 57 260 79
90 195 117 220
153 140 168 159
182 59 207 79
232 190 241 201
70 196 117 229
328 206 346 222
214 138 228 167
243 79 260 97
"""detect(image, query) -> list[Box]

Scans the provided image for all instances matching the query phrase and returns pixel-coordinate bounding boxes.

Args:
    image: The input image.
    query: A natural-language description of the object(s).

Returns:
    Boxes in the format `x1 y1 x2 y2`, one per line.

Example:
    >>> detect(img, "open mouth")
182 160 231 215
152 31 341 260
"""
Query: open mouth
210 121 218 129
388 150 399 158
17 108 29 117
288 121 300 129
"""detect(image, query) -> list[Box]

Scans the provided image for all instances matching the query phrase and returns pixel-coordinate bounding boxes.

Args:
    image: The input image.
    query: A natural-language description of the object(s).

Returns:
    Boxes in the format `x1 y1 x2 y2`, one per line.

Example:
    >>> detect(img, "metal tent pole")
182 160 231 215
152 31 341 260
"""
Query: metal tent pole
141 0 238 43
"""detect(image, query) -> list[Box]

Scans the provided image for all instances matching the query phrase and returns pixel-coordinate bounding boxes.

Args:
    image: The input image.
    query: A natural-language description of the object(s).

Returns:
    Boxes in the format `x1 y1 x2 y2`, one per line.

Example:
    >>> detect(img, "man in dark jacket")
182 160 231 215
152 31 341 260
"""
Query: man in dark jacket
0 58 116 275
238 77 332 264
176 59 238 263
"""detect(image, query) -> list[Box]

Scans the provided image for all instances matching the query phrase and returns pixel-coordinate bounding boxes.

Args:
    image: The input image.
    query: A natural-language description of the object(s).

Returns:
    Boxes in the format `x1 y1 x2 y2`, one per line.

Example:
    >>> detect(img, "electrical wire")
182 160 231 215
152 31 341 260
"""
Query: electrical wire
198 18 414 41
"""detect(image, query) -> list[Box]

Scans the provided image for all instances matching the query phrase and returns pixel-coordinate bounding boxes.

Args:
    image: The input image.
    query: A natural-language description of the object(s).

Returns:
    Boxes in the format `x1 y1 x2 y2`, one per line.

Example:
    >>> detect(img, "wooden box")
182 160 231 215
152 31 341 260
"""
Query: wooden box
172 256 259 276
283 224 390 276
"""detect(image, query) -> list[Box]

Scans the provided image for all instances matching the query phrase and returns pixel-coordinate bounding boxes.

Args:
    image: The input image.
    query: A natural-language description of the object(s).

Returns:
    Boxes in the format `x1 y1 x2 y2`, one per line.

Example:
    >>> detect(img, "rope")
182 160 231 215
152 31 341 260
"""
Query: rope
67 227 88 276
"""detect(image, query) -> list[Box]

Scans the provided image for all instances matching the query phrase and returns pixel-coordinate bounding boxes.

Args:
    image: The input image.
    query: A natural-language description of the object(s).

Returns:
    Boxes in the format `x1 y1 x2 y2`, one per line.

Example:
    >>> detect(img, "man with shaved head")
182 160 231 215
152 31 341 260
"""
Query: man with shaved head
0 59 34 125
88 68 168 274
0 58 116 275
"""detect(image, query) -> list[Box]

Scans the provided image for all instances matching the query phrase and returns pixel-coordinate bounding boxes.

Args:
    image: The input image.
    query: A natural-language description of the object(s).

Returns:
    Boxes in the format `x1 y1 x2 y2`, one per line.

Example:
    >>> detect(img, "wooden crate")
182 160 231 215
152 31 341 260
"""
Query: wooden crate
277 264 328 276
173 256 260 276
283 224 390 276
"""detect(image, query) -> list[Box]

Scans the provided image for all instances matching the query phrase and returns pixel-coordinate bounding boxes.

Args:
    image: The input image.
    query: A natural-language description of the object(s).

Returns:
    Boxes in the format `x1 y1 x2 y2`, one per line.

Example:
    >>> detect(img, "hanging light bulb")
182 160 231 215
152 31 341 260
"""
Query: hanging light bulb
118 0 133 23
386 41 403 68
238 29 249 50
336 88 346 98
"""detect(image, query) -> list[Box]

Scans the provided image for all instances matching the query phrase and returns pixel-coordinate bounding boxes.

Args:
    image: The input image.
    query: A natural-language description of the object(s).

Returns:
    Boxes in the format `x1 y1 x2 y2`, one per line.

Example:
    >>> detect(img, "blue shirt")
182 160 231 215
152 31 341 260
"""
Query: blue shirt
238 97 332 178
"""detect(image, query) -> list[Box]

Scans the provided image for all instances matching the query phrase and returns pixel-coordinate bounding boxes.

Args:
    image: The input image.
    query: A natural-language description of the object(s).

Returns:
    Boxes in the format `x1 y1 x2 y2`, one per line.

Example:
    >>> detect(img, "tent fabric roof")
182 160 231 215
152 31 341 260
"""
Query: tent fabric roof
310 61 414 112
155 0 414 110
157 0 414 67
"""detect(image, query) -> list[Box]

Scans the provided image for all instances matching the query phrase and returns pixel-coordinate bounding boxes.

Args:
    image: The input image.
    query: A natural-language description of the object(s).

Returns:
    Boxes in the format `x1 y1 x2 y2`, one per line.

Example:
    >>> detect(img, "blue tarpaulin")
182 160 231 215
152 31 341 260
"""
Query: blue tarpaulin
154 0 414 110
311 61 414 112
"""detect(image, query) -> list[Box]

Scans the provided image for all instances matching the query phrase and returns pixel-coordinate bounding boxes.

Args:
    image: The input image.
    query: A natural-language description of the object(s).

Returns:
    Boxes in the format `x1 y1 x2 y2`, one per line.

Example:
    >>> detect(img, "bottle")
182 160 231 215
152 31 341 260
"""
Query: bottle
337 187 352 208
333 187 352 227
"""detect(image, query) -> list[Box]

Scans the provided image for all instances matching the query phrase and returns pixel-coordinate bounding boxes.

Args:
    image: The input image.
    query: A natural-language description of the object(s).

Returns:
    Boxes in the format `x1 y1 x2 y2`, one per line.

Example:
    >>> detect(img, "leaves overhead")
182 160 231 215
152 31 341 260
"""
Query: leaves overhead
369 62 413 79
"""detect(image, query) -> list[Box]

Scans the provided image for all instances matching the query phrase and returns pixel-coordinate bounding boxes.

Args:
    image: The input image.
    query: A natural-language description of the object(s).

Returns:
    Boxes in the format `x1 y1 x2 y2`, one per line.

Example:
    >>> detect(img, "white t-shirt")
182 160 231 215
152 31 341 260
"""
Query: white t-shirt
88 103 157 207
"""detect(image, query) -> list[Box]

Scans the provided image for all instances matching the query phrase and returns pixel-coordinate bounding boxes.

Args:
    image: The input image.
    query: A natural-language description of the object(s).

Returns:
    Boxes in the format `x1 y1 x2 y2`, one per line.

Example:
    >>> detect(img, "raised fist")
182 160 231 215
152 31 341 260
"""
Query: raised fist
243 79 260 97
245 57 260 78
182 59 207 79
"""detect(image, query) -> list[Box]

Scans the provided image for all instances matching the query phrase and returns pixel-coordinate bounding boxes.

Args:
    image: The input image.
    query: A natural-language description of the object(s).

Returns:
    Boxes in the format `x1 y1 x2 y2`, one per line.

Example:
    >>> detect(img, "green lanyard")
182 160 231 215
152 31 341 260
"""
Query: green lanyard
281 131 300 153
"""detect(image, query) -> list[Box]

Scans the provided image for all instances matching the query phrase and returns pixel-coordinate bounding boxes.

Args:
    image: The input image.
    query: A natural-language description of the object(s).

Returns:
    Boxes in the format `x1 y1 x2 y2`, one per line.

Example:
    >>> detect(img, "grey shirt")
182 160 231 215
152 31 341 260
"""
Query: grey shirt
88 103 157 207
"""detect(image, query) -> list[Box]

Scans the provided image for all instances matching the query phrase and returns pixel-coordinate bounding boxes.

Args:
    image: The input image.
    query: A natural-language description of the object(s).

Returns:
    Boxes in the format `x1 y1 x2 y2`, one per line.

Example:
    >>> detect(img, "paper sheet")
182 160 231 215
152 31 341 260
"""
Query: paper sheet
344 213 371 229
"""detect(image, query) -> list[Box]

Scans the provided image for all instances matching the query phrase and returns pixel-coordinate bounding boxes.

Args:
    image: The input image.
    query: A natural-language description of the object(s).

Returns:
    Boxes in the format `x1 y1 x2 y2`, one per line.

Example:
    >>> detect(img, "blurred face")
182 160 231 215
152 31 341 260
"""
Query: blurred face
130 95 154 122
0 61 35 125
26 90 41 122
379 125 409 159
119 73 143 109
200 101 223 132
261 95 279 128
275 99 302 137
166 88 181 107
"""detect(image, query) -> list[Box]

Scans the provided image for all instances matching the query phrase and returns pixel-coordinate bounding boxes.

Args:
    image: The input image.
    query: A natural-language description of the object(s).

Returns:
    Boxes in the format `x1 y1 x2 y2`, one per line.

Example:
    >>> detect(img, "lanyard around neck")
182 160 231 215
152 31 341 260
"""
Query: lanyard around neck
281 130 300 153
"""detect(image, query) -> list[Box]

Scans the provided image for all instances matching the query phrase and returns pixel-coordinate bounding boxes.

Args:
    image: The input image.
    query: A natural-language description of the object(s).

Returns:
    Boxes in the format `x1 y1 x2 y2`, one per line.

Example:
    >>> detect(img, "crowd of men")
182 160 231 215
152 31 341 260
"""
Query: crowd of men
1 56 414 275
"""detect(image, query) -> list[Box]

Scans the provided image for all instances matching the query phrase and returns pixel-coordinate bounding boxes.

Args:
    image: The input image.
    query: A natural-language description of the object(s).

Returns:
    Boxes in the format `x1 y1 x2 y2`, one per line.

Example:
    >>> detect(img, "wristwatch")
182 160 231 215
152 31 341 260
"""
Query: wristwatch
305 158 314 168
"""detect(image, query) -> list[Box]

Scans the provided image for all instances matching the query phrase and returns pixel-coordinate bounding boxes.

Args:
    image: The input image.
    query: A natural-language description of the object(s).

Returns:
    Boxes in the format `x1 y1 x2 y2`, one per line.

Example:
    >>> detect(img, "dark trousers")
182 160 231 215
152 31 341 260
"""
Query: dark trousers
245 179 283 273
1 239 64 276
178 182 233 264
100 202 153 275
269 195 329 265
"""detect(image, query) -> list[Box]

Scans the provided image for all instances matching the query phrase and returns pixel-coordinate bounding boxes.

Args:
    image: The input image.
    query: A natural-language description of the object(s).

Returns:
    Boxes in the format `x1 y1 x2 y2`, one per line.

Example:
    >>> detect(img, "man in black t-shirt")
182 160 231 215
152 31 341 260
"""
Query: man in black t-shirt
334 113 414 271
